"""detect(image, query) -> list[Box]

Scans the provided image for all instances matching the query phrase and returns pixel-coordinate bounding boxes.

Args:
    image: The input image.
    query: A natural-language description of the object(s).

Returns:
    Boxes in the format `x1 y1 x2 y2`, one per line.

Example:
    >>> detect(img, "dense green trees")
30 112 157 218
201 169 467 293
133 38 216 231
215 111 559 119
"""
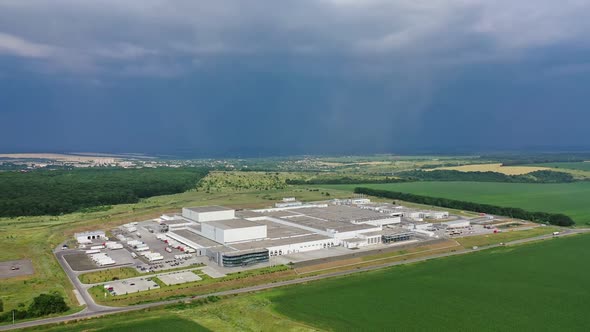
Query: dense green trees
286 176 407 185
27 293 69 317
0 293 69 322
0 167 208 217
286 169 576 186
398 170 575 183
354 187 575 226
482 153 590 166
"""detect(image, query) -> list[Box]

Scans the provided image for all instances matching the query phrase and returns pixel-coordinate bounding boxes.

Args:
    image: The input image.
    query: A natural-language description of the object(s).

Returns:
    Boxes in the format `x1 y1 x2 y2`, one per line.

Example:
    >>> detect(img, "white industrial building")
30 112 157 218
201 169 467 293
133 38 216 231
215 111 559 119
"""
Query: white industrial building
356 214 402 226
75 230 106 244
267 236 336 256
155 203 417 267
443 220 470 229
275 197 303 208
405 211 450 221
332 198 371 205
182 206 235 222
201 219 267 244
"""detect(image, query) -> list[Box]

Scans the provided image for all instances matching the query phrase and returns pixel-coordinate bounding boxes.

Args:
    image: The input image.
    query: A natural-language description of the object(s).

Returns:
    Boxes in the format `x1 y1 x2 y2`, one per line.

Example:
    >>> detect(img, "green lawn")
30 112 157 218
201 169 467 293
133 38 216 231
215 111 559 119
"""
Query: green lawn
316 182 590 225
24 313 210 332
96 318 209 332
268 234 590 331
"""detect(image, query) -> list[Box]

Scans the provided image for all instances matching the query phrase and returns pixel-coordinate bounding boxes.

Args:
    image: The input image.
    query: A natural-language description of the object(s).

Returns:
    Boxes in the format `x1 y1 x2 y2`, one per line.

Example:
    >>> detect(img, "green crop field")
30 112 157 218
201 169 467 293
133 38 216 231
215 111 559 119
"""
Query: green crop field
268 234 590 331
21 234 590 331
317 182 590 225
531 162 590 171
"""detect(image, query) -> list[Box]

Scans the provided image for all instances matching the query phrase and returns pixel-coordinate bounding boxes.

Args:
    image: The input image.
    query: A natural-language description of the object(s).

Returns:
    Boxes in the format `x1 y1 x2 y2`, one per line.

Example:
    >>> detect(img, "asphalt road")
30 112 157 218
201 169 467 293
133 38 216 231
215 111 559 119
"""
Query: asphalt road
1 228 585 331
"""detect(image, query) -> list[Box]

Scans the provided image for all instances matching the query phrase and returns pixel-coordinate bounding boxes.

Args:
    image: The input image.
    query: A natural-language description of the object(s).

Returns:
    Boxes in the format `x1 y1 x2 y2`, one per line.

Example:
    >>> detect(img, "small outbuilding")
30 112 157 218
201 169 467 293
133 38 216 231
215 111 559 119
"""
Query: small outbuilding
75 230 106 244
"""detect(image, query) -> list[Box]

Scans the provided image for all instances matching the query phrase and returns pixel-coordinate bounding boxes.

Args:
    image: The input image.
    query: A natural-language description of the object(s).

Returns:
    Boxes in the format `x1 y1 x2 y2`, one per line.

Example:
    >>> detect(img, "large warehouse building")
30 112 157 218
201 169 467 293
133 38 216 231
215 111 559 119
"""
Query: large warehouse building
182 206 236 222
201 219 267 244
159 202 416 267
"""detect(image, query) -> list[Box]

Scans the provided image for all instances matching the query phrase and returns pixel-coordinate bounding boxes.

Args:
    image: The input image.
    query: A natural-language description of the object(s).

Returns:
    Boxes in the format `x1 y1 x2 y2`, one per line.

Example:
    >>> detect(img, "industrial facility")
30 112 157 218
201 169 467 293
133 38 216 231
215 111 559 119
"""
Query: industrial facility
149 200 420 267
71 198 470 272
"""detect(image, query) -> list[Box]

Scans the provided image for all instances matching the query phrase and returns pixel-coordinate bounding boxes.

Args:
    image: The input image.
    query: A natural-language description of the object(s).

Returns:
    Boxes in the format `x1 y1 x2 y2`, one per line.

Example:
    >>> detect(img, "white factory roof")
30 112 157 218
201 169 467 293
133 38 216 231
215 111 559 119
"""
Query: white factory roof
229 234 332 251
205 218 264 230
442 220 470 226
185 206 234 213
160 218 192 225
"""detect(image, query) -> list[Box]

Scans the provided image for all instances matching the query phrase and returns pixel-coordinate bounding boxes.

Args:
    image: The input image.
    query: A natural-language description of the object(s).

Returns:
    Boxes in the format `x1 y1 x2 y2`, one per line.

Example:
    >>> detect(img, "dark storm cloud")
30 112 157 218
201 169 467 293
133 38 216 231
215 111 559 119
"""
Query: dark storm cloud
0 0 589 155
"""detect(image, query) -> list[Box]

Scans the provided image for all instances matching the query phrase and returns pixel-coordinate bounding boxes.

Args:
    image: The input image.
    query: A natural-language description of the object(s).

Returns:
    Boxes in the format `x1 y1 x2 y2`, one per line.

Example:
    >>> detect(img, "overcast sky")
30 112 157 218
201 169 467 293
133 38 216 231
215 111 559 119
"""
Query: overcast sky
1 0 589 156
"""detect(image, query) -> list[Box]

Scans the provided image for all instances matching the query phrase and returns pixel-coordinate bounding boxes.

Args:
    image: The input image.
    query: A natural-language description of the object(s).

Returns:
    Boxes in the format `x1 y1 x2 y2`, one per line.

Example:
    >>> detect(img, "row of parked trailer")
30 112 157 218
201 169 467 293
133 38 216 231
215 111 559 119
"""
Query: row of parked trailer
155 234 196 254
89 253 115 266
174 253 193 260
104 241 124 250
121 222 138 233
127 239 150 252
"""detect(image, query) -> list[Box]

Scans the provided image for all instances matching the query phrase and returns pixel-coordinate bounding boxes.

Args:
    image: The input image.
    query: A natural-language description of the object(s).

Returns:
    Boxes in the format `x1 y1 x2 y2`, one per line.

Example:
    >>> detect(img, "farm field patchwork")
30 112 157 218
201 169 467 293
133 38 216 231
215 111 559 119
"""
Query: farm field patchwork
432 163 550 175
317 182 590 225
268 234 590 331
530 162 590 171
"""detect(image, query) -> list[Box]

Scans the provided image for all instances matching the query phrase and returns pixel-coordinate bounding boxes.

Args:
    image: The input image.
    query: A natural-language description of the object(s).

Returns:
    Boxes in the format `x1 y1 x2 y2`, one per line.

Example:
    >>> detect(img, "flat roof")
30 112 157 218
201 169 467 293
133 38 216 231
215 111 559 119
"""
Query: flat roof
235 210 263 218
361 231 386 237
281 215 378 233
161 219 192 225
252 218 312 238
382 226 414 235
205 218 264 230
265 210 302 218
185 206 234 213
169 229 222 248
229 234 332 251
289 205 392 223
443 220 470 225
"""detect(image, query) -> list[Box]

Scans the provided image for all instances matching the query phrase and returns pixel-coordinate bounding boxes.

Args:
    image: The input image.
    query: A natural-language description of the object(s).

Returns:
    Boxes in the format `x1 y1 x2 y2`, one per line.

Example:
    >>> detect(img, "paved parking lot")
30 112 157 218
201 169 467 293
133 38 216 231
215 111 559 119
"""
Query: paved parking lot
0 259 34 279
158 271 202 285
63 253 98 271
123 220 207 272
63 249 135 271
106 277 160 296
200 266 226 278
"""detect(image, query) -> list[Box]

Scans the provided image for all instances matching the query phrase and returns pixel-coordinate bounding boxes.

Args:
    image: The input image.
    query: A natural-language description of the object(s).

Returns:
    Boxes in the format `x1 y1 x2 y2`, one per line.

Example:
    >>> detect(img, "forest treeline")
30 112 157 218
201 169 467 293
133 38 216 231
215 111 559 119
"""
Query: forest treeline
0 293 69 322
286 169 575 185
286 176 408 185
398 170 575 183
354 187 575 226
482 153 590 166
0 167 208 217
